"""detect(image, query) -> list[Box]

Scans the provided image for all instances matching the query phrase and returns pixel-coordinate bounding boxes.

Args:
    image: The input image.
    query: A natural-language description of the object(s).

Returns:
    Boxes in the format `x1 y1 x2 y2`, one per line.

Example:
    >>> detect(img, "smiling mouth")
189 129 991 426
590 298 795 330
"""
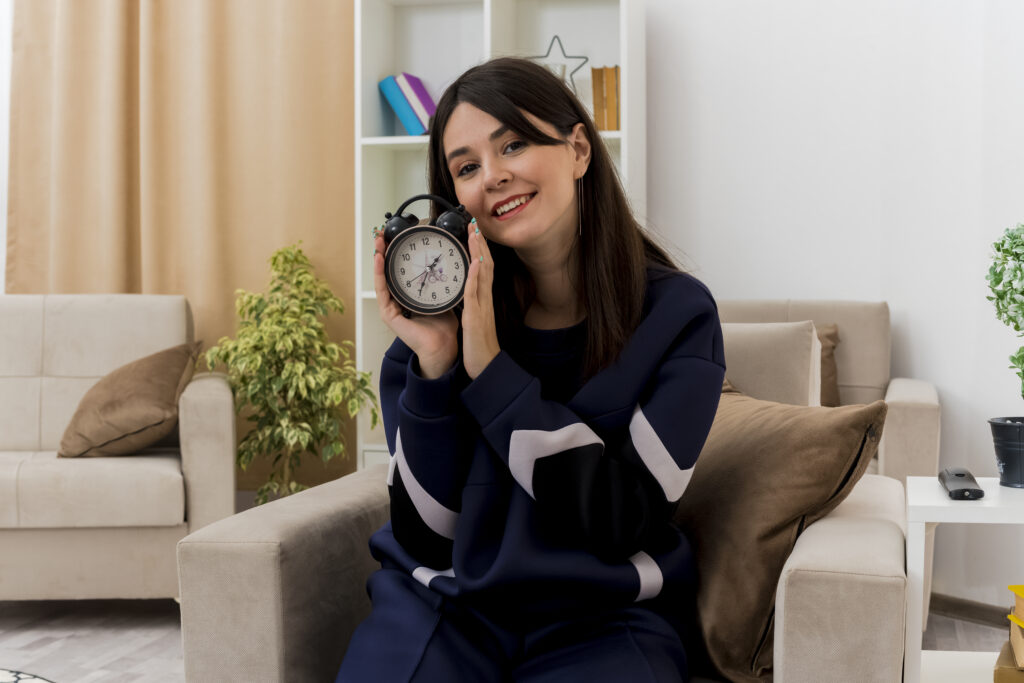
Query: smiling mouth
493 193 536 217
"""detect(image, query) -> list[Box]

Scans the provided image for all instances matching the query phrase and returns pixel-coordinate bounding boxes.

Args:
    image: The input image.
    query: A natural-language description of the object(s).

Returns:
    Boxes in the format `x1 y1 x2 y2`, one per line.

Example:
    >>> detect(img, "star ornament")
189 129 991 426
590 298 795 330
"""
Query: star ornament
528 35 589 94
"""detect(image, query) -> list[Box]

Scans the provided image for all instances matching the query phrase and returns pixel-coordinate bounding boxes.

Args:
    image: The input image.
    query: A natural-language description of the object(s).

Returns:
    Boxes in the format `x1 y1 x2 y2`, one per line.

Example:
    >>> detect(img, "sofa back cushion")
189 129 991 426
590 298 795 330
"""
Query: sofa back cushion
721 321 821 406
0 295 192 450
718 300 890 406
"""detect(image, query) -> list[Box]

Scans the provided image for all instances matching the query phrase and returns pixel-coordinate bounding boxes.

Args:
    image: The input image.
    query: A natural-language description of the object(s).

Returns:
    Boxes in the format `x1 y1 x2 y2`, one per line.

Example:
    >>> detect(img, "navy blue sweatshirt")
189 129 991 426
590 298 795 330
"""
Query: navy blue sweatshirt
369 269 725 627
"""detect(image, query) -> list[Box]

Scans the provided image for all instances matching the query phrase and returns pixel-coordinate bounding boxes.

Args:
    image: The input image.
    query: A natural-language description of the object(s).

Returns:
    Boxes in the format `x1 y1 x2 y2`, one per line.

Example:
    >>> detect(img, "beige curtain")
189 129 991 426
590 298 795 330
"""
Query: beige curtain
7 0 358 490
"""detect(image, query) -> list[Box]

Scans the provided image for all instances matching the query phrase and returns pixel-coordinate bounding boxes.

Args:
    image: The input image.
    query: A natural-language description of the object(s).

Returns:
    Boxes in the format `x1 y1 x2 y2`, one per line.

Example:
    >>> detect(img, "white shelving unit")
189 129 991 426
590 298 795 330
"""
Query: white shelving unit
354 0 646 468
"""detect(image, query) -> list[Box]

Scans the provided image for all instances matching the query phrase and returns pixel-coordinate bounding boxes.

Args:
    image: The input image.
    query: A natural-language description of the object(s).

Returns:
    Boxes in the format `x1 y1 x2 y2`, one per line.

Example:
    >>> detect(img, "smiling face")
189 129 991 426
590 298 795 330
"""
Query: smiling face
442 103 590 257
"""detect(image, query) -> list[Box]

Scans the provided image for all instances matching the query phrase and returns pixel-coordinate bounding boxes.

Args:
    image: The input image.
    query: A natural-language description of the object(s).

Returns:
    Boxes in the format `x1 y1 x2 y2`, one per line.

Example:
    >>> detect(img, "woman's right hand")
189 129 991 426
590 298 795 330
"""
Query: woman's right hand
373 234 459 379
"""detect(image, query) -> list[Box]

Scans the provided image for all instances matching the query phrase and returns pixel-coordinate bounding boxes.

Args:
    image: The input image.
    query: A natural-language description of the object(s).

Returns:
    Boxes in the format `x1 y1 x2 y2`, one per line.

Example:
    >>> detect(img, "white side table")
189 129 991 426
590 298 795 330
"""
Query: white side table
905 476 1024 683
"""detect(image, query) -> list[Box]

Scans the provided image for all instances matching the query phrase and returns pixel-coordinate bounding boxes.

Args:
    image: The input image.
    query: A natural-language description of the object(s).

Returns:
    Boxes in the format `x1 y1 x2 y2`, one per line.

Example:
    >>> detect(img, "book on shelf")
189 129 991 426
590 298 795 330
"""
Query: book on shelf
1011 609 1024 669
378 75 426 136
1011 588 1024 669
394 72 436 131
590 66 619 131
604 65 619 130
996 640 1024 682
591 66 606 130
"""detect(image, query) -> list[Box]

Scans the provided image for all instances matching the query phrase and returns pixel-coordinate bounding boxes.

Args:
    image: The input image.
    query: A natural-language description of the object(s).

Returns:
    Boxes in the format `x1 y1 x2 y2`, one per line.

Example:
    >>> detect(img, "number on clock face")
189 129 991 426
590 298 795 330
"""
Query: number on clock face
384 226 469 315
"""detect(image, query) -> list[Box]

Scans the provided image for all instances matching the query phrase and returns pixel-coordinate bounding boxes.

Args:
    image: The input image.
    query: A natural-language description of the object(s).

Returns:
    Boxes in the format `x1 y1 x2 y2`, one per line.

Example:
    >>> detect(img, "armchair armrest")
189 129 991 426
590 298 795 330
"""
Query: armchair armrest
179 372 237 533
177 465 390 683
773 475 907 683
877 377 941 485
877 377 941 625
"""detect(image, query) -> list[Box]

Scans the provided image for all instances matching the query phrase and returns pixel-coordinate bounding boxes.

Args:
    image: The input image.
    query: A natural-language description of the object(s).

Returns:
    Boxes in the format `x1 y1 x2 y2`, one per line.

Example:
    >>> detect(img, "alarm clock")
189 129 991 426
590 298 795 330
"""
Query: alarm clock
381 193 473 315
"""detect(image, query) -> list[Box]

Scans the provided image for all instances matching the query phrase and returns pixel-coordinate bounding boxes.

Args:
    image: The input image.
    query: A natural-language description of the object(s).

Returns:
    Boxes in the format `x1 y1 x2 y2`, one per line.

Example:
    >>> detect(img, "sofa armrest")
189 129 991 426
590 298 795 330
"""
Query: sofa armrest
773 475 907 683
179 372 237 533
177 465 389 683
877 377 941 485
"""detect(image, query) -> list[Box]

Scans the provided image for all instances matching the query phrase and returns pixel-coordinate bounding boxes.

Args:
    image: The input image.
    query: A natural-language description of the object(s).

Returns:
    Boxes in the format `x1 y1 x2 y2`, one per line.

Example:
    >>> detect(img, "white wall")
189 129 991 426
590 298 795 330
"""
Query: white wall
647 0 1024 606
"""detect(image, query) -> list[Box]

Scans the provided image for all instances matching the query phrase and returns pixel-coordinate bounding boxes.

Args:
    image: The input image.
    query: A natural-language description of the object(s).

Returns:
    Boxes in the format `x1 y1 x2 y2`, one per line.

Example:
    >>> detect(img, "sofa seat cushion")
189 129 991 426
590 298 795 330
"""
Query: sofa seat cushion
0 449 184 528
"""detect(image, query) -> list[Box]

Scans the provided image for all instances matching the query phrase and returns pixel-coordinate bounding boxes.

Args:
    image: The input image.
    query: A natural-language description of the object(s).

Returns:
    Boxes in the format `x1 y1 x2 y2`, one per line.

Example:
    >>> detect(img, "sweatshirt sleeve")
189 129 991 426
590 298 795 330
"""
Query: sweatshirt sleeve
379 338 472 570
459 296 724 561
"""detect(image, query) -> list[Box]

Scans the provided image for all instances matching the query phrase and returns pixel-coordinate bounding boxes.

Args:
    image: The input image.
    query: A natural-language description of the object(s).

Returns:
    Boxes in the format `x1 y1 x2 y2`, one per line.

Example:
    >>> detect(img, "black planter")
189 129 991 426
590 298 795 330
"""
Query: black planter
988 417 1024 488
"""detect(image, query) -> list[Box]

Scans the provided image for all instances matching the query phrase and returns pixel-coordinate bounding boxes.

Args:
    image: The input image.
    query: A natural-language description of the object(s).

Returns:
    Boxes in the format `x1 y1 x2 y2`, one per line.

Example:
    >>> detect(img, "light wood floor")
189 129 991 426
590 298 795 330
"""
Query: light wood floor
0 600 183 683
0 598 1011 682
922 611 1008 652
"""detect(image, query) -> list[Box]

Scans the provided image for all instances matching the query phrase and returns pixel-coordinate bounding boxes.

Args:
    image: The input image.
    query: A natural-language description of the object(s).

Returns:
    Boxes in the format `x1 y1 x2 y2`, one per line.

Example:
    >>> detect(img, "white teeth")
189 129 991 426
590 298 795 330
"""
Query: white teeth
496 195 531 216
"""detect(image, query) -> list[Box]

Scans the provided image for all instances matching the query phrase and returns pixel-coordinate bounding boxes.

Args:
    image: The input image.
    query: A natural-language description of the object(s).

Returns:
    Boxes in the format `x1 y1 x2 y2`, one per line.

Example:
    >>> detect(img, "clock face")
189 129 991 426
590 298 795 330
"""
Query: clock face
384 225 469 315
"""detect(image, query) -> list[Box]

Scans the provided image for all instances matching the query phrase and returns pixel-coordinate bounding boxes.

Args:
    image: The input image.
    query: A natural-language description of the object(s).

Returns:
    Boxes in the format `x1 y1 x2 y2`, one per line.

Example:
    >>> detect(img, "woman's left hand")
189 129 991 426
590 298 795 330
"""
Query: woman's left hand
462 226 501 379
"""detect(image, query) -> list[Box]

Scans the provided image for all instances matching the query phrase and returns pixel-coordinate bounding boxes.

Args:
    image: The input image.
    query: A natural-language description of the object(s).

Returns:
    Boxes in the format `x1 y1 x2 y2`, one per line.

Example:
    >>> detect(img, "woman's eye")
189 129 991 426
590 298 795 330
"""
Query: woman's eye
504 140 526 154
456 163 478 177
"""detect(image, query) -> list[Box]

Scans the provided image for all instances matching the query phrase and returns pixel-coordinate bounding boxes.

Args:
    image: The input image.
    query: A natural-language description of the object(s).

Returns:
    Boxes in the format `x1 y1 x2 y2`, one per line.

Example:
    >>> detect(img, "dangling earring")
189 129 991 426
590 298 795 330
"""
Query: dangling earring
577 177 583 239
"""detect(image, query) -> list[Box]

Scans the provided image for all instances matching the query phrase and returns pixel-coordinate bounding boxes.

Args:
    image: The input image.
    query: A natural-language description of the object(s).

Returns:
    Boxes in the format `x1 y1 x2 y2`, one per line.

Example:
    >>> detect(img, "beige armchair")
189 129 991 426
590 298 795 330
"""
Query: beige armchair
0 294 236 600
178 299 926 683
719 300 941 623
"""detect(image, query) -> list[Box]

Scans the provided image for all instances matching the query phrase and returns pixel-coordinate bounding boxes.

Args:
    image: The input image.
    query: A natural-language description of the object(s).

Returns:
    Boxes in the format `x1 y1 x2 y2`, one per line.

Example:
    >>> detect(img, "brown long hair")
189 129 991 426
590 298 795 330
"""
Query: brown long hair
428 57 678 380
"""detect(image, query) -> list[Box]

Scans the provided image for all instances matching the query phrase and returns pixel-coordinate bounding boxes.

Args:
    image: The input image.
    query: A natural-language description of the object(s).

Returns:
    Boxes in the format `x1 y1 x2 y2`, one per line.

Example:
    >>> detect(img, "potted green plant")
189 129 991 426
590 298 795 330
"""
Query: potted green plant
205 242 379 504
986 223 1024 488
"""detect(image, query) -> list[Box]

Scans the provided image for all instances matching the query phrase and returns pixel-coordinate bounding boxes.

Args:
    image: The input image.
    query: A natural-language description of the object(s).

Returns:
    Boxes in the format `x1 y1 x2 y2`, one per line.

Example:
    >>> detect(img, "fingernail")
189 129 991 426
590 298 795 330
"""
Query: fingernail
475 227 480 234
480 256 484 262
470 217 477 224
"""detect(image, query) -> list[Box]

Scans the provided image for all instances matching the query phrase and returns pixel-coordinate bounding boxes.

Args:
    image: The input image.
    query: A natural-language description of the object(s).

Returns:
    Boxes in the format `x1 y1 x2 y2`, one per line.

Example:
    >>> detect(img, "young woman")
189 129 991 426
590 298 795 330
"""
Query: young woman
337 57 725 682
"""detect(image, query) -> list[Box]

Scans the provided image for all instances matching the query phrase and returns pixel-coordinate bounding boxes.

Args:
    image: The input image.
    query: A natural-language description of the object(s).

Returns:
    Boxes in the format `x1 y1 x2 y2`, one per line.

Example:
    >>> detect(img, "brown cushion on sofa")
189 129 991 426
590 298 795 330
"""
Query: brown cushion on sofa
58 341 202 457
817 323 841 407
675 386 886 682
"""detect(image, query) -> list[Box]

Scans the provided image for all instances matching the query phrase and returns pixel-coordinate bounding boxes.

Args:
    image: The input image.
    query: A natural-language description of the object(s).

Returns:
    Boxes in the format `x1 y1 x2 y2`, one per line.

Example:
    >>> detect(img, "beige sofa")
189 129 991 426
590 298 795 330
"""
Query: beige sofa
0 294 236 599
178 300 927 682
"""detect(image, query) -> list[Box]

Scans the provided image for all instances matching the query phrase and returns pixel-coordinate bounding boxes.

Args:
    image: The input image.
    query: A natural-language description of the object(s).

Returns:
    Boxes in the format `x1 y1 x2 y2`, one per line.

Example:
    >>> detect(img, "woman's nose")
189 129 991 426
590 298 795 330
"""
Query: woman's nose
482 162 512 189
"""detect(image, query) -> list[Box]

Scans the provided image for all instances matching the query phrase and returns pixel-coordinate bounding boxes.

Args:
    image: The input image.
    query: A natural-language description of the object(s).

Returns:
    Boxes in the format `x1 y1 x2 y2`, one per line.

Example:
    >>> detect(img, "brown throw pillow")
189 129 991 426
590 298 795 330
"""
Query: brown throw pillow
817 323 841 407
58 341 202 457
675 386 886 682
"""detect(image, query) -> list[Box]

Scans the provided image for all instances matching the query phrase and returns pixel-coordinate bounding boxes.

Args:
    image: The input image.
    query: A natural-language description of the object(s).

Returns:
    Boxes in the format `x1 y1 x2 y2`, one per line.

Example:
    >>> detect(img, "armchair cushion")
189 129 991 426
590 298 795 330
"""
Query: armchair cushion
721 321 821 406
674 384 887 683
816 323 841 407
58 341 201 457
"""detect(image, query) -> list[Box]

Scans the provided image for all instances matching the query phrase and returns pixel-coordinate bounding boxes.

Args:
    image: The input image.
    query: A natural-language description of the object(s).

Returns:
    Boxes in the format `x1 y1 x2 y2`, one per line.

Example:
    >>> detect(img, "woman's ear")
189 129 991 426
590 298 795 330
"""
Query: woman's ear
569 122 592 179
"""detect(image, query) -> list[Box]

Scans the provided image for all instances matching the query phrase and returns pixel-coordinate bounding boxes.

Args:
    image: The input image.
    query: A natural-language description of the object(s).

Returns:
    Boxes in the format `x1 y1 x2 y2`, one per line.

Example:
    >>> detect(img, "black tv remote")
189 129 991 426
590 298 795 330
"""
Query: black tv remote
939 467 985 500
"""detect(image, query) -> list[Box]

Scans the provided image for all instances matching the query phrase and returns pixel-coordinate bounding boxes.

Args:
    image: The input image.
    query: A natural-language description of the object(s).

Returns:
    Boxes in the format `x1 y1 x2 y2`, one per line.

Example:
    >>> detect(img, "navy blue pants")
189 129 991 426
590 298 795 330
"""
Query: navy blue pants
336 568 689 682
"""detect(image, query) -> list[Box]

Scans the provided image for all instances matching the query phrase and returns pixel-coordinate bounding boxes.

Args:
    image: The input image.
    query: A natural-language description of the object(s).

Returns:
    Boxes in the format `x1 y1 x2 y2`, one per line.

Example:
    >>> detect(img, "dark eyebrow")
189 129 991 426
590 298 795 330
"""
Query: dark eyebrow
445 125 511 165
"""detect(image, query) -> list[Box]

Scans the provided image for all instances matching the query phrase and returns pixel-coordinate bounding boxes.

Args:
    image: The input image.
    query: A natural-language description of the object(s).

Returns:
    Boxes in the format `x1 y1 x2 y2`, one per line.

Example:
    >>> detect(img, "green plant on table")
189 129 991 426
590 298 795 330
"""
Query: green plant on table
987 224 1024 397
205 242 379 505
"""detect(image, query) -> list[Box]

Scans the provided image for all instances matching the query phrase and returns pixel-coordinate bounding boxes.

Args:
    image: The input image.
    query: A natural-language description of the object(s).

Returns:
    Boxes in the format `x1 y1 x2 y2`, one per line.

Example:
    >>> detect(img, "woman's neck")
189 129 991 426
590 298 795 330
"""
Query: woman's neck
519 254 583 330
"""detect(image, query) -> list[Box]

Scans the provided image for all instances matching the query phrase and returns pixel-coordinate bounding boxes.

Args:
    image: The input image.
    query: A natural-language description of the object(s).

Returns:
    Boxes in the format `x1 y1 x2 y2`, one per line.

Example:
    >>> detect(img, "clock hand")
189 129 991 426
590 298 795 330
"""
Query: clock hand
414 254 441 290
416 266 431 296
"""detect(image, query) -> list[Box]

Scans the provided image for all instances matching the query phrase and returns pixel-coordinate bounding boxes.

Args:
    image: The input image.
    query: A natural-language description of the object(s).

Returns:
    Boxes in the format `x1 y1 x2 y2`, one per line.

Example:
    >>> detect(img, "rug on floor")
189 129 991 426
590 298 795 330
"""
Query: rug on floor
0 670 57 683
